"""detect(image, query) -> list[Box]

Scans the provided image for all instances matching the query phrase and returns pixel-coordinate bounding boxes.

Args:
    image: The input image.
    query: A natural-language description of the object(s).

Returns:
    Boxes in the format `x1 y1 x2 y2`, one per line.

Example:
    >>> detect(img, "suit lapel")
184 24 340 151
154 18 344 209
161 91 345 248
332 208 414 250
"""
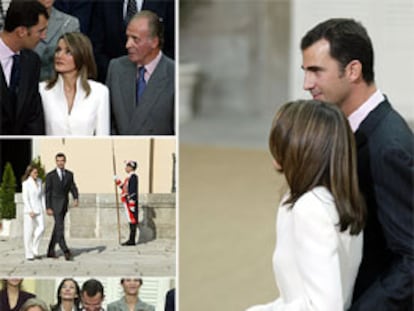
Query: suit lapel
120 59 137 120
354 99 391 148
0 64 13 123
128 56 168 132
43 9 61 45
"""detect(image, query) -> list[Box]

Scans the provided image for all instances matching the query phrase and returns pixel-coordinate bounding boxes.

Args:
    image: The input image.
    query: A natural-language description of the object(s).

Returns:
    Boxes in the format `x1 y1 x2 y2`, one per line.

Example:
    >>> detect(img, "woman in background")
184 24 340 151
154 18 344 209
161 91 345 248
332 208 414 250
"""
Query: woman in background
20 298 49 311
246 100 365 311
34 0 80 81
22 165 45 261
40 32 109 136
50 278 81 311
0 279 36 311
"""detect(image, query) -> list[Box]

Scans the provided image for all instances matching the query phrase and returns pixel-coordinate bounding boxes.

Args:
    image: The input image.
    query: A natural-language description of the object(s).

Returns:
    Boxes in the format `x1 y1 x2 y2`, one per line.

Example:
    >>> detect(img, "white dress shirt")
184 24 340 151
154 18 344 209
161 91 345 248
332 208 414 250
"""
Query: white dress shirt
348 89 384 132
246 187 363 311
0 36 18 86
40 75 110 136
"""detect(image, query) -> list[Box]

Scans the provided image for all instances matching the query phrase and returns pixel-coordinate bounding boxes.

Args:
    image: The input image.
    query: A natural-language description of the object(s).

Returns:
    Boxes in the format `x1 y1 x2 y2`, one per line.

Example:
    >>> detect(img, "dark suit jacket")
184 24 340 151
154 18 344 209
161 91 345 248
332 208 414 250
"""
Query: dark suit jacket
350 99 414 310
164 288 175 311
89 0 175 82
0 49 45 134
0 289 35 311
106 54 175 135
45 169 79 214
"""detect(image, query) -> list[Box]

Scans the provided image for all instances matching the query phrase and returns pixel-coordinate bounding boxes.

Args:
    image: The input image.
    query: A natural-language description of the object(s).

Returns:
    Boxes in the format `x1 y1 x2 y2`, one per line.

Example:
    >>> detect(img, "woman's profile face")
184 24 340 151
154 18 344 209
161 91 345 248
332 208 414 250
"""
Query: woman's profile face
60 280 78 301
30 168 39 180
54 39 77 75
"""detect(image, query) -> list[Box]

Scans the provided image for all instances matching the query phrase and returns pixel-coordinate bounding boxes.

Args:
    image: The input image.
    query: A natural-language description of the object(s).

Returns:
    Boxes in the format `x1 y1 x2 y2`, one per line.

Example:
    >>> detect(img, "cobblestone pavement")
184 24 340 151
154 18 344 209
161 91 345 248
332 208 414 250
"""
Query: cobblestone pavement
0 237 176 277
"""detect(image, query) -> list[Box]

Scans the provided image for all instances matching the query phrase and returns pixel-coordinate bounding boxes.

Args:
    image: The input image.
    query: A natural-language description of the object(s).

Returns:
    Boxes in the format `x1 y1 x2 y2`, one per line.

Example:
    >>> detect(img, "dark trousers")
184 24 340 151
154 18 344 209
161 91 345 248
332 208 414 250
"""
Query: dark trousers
48 211 69 254
129 223 137 243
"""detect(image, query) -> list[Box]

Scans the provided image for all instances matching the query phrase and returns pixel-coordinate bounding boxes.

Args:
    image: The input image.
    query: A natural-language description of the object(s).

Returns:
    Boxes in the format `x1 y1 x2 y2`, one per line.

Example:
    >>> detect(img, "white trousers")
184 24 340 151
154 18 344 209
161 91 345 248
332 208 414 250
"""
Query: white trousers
23 213 45 259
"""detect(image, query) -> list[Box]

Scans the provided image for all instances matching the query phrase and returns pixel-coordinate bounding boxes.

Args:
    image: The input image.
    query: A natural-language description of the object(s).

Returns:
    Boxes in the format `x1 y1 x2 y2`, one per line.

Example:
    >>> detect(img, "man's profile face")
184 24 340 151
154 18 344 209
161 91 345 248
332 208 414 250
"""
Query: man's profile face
125 17 158 65
81 292 103 311
22 14 48 49
301 38 351 109
55 156 66 169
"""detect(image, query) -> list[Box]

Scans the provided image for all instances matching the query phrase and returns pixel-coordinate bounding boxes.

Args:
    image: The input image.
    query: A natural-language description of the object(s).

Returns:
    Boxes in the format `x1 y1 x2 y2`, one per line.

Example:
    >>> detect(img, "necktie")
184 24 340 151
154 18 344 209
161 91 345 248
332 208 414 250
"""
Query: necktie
136 66 146 105
125 0 137 24
9 54 20 94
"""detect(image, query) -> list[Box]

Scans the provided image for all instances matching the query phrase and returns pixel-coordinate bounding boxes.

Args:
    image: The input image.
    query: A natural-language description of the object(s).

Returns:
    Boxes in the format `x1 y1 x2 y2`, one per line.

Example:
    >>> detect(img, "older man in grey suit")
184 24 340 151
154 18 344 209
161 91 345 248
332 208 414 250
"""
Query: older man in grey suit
34 0 79 81
106 10 175 135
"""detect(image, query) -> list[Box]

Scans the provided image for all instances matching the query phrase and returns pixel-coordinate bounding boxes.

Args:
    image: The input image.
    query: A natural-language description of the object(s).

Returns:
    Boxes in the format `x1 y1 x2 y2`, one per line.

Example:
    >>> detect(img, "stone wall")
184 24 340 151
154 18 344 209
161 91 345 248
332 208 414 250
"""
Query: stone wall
11 193 175 241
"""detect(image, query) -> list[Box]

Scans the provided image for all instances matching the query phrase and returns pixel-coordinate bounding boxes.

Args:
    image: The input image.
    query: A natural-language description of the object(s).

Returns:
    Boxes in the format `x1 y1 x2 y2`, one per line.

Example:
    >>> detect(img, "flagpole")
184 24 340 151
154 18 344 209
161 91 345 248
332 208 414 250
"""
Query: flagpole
112 139 122 245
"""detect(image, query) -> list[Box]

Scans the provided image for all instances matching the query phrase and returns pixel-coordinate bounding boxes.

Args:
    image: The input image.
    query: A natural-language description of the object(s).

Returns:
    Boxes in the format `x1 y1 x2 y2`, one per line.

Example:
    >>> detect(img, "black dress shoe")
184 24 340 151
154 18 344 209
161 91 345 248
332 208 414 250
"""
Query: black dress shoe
121 240 136 246
64 251 74 261
47 252 57 259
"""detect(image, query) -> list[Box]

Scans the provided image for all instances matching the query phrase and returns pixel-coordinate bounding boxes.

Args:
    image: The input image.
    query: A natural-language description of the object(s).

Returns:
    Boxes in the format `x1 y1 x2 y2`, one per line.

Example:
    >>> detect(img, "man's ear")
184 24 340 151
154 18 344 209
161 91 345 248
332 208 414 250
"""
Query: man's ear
15 26 28 38
346 60 363 83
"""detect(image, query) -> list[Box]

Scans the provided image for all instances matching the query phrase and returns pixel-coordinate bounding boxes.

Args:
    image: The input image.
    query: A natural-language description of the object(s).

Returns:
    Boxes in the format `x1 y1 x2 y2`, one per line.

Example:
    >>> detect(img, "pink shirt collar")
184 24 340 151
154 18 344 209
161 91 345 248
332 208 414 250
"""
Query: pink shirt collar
137 51 162 82
0 37 18 85
348 89 384 132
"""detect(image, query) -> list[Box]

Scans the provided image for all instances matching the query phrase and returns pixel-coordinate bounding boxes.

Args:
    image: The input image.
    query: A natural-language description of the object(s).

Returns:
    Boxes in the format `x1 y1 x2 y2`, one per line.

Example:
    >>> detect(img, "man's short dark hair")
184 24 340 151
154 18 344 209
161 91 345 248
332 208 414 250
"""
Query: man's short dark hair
4 0 49 32
55 152 66 160
300 18 374 84
81 279 104 297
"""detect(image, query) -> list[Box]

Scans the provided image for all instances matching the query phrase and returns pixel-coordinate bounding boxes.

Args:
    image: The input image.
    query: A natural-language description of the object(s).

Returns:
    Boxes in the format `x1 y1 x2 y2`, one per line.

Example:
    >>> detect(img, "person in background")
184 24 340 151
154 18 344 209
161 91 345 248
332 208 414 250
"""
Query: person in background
164 288 175 311
89 0 175 83
0 279 36 311
0 0 48 135
80 279 105 311
246 100 365 310
107 278 154 311
114 160 139 246
301 18 414 310
40 32 109 136
20 298 49 311
106 10 174 135
22 164 45 261
34 0 79 81
53 0 93 34
51 278 82 311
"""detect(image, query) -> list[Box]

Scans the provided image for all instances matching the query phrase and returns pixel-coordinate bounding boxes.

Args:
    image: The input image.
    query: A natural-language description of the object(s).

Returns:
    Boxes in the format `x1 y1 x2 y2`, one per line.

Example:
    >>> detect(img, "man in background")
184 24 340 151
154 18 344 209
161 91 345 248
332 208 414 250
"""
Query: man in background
106 10 174 135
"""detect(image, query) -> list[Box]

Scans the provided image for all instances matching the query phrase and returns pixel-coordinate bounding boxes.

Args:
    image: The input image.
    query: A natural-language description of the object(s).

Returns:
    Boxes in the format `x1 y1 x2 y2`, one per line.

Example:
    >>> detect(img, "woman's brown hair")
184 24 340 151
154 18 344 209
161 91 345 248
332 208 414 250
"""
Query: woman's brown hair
269 100 365 234
46 32 97 97
21 165 37 182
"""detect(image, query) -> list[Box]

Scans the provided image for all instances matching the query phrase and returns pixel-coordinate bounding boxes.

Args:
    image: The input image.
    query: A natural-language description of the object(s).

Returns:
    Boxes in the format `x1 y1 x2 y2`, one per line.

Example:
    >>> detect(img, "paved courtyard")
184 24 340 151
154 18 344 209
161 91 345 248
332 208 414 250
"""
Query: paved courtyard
0 237 175 277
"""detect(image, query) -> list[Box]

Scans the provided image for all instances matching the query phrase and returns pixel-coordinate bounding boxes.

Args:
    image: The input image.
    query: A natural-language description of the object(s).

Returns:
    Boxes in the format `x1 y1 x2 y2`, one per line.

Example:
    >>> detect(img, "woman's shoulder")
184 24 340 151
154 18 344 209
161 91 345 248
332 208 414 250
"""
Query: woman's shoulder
88 80 109 93
294 186 337 220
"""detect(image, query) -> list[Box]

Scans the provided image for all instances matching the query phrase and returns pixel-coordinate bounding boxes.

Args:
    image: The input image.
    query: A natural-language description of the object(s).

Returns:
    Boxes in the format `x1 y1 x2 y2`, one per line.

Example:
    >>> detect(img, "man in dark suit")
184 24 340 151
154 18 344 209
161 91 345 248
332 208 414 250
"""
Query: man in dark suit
106 10 174 135
53 0 93 34
0 0 48 135
46 152 79 261
301 18 414 310
89 0 174 83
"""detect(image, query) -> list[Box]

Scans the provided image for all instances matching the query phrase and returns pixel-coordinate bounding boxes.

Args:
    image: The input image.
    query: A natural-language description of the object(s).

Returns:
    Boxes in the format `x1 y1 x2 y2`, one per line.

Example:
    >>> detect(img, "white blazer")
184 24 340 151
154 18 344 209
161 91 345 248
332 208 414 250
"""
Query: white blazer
22 177 45 215
247 187 363 311
40 75 110 136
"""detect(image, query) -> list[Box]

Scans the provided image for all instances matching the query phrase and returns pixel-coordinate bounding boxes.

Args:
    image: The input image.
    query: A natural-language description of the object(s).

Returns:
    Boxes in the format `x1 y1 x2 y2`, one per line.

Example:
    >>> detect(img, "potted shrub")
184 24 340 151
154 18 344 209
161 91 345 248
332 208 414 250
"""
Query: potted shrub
0 162 16 237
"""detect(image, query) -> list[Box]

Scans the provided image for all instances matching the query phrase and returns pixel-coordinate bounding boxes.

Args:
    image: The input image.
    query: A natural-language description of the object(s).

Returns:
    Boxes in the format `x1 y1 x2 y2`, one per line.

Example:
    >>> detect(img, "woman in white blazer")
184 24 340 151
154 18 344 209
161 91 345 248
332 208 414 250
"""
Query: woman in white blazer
39 32 109 136
22 165 45 261
247 100 366 311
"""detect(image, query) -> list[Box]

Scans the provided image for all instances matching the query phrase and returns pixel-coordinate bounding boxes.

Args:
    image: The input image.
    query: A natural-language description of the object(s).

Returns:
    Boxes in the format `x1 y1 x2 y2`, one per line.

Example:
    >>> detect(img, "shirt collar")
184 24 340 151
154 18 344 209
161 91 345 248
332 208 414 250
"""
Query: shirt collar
348 89 384 132
138 50 162 79
0 36 15 61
